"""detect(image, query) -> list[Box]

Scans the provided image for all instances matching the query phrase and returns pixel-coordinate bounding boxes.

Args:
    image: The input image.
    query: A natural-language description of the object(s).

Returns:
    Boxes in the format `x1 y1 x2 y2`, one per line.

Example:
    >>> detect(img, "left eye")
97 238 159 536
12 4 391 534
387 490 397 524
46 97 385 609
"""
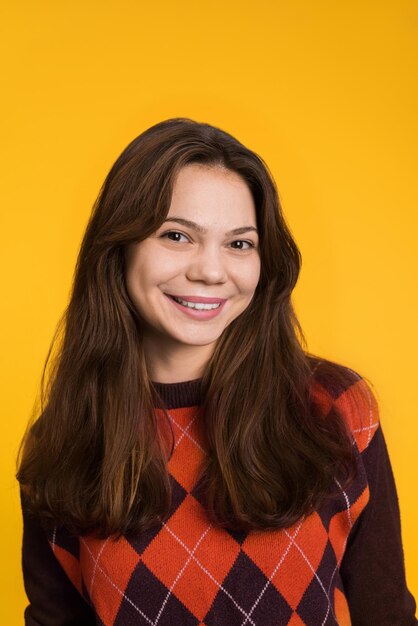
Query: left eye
230 240 254 250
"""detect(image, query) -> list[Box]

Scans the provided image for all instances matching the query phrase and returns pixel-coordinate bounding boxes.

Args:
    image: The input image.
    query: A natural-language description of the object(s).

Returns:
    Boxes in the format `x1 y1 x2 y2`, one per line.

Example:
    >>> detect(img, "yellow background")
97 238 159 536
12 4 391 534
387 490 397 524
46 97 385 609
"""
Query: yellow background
1 0 417 620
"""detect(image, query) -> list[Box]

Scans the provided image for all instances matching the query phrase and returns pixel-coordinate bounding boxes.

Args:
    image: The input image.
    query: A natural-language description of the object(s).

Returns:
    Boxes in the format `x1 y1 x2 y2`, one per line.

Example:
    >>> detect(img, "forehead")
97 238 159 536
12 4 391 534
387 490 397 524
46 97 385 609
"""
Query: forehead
168 164 257 226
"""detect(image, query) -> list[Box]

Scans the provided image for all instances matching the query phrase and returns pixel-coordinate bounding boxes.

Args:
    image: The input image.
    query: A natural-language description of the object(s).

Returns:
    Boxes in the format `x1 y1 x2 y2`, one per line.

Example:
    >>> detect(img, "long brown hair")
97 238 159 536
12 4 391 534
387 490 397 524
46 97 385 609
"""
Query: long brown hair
17 118 356 537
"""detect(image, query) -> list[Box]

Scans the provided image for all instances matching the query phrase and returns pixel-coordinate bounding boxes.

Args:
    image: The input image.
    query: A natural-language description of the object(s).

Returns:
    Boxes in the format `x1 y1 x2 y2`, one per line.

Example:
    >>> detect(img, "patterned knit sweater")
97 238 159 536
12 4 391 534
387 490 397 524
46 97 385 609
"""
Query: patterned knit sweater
21 372 417 625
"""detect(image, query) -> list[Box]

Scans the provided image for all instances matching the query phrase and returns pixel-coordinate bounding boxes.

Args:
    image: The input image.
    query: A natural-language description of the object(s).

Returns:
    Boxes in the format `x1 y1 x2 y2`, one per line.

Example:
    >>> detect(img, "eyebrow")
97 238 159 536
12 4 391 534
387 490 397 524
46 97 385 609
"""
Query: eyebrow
162 217 258 236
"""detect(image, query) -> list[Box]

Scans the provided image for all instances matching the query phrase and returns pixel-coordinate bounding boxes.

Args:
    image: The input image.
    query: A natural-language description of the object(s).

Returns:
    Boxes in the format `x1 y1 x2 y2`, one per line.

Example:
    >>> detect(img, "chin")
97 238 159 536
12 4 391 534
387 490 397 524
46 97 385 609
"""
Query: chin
175 335 220 348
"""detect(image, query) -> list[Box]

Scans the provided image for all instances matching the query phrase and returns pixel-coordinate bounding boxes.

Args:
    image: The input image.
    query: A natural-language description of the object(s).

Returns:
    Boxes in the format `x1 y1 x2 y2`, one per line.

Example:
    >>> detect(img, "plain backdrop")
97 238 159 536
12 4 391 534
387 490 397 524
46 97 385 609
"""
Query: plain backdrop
1 1 417 621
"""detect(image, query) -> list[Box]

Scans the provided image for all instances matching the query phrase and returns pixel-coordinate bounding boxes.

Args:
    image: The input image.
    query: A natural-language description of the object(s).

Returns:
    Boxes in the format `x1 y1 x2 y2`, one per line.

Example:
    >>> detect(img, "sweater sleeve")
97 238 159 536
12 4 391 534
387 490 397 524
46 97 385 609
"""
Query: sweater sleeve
340 424 417 625
21 491 96 626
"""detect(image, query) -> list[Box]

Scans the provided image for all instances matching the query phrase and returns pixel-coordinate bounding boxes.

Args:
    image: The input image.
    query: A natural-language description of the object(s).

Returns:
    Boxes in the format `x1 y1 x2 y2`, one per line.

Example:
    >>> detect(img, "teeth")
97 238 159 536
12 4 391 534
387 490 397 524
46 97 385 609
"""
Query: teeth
172 296 221 310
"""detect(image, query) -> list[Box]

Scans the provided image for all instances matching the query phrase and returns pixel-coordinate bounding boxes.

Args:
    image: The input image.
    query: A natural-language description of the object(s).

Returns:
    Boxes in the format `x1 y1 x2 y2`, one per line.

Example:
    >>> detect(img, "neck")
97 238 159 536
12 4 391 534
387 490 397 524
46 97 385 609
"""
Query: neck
144 335 214 384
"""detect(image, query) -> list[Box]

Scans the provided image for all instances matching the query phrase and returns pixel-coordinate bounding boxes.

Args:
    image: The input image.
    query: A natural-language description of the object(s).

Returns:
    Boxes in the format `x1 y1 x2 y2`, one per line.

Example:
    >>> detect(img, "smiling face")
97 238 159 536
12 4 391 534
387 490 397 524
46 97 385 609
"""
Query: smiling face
125 163 261 379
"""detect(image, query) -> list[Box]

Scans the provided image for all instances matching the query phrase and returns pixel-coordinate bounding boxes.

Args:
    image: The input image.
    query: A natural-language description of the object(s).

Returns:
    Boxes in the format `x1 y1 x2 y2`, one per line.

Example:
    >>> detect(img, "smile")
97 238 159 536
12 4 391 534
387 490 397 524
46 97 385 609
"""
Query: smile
171 296 221 310
165 293 227 319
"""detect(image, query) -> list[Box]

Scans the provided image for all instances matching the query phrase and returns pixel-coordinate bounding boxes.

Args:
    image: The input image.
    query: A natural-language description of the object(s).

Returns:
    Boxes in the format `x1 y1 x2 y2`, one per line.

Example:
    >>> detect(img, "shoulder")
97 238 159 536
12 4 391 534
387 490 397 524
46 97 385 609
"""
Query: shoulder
309 357 380 453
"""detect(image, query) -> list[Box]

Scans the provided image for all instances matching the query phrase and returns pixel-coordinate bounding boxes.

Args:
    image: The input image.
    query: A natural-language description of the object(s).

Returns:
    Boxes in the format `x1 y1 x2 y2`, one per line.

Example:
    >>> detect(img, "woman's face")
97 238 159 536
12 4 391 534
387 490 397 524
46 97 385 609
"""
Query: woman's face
125 163 261 361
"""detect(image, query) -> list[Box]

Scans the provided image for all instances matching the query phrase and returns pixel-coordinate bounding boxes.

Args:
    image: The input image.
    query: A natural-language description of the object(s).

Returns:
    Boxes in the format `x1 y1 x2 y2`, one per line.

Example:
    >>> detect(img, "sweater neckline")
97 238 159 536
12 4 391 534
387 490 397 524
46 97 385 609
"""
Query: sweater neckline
151 378 203 409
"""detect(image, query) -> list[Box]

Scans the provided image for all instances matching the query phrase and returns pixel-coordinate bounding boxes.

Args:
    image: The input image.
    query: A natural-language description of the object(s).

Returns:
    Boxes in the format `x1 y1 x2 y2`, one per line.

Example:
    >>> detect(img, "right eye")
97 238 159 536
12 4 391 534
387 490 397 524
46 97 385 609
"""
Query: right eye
160 231 189 243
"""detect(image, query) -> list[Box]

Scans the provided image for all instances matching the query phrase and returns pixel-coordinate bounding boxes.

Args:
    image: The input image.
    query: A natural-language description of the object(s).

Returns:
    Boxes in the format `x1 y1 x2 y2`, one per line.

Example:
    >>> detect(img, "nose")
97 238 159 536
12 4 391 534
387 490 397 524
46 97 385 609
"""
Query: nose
185 244 228 284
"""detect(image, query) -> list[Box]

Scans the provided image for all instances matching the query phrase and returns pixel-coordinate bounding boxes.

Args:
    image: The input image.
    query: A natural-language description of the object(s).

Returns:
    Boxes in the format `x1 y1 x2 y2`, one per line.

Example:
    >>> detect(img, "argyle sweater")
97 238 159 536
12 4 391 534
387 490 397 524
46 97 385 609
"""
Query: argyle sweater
21 372 417 625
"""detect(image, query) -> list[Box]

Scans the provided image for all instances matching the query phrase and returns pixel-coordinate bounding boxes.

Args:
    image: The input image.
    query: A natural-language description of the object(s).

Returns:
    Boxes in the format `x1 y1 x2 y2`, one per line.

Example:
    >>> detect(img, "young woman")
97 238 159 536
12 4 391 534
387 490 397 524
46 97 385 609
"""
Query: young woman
18 118 417 625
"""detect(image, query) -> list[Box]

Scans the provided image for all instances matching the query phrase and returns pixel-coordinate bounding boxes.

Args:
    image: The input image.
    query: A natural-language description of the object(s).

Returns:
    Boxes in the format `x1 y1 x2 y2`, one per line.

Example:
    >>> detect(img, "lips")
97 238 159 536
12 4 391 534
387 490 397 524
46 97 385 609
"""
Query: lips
164 293 227 319
165 294 227 304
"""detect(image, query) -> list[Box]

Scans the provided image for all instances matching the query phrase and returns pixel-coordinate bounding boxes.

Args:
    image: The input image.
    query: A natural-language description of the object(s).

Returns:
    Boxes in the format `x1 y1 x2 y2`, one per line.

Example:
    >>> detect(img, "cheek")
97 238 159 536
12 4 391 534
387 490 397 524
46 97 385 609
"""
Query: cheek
243 258 261 293
125 256 152 305
128 252 182 295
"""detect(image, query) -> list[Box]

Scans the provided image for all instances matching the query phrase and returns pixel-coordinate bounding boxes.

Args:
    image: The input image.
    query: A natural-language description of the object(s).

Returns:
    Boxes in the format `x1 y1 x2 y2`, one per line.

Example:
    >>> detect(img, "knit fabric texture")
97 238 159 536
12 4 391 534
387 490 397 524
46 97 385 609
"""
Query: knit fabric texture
22 372 417 625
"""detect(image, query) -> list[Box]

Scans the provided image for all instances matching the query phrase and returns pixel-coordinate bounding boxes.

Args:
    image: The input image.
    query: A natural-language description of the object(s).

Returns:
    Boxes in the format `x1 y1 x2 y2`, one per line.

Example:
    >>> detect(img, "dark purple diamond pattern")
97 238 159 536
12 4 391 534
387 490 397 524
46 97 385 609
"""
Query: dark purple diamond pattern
114 560 199 626
204 551 292 626
296 540 338 625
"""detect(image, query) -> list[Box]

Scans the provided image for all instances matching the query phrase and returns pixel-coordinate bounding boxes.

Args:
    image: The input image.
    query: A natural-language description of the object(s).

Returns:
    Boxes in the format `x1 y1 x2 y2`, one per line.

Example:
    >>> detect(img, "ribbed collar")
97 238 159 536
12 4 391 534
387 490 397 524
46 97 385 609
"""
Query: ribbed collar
151 378 203 409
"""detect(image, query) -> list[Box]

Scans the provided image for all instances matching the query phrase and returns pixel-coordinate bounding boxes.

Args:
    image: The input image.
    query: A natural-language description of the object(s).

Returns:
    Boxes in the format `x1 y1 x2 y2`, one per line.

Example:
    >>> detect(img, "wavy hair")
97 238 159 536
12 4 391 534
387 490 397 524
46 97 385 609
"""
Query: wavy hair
17 118 356 536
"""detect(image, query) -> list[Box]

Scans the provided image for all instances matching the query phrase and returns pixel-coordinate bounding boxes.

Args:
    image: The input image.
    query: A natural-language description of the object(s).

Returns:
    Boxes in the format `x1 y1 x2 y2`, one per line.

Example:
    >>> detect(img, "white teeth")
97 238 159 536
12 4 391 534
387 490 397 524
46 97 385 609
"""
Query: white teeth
172 296 221 310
